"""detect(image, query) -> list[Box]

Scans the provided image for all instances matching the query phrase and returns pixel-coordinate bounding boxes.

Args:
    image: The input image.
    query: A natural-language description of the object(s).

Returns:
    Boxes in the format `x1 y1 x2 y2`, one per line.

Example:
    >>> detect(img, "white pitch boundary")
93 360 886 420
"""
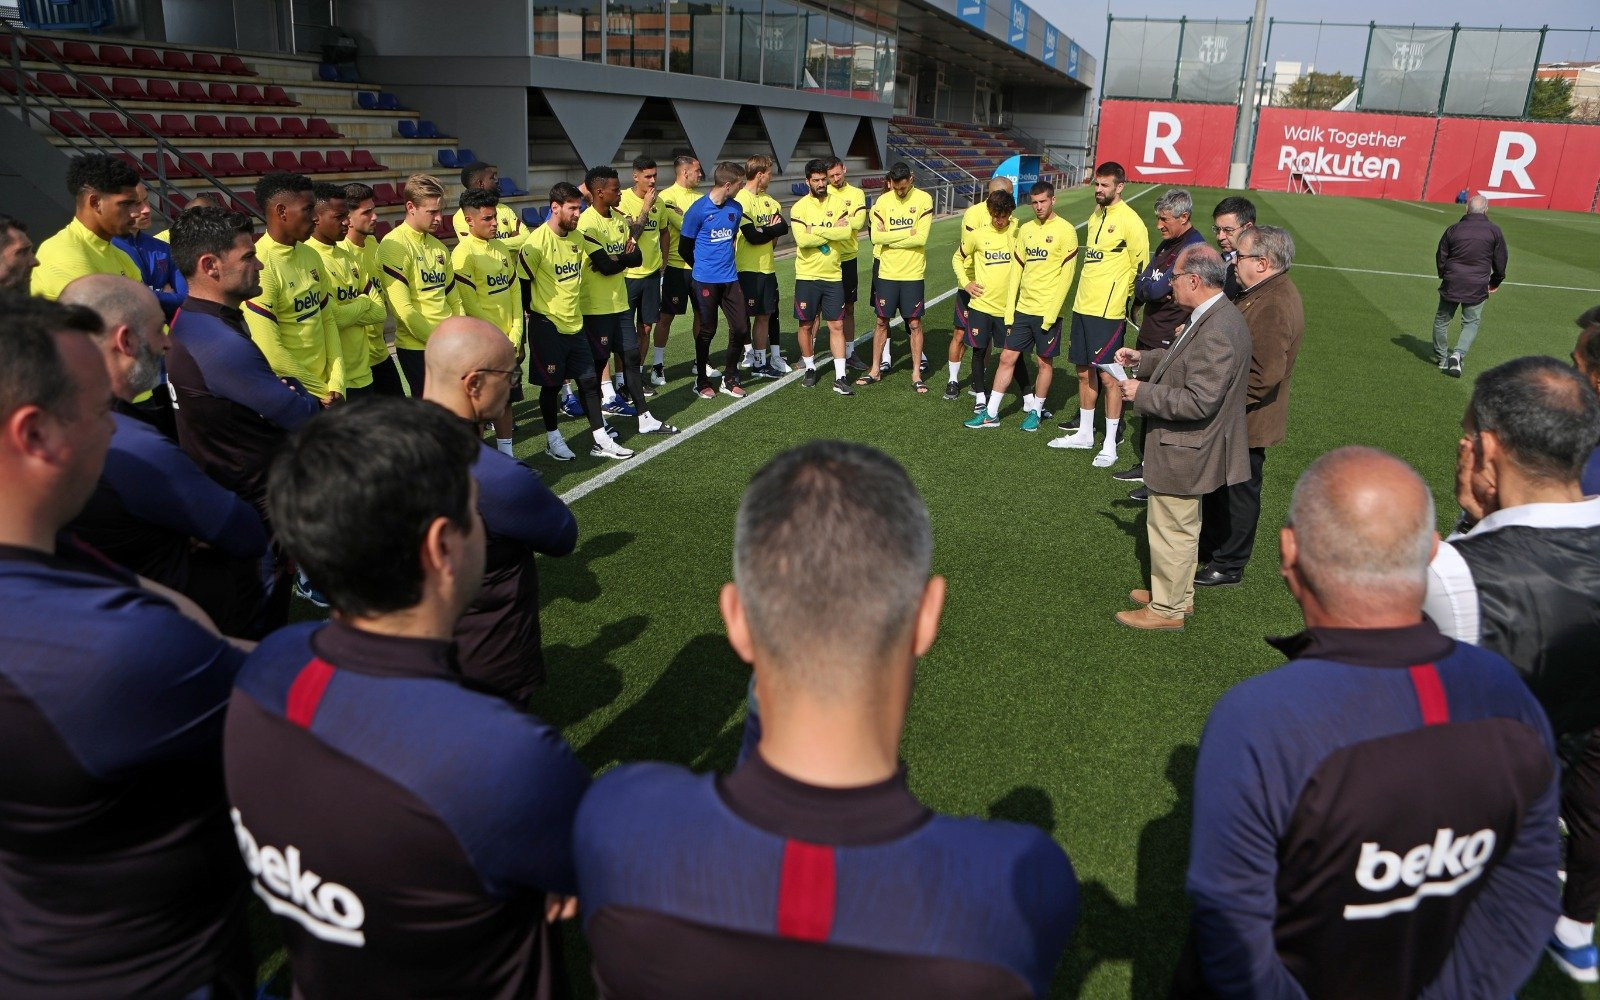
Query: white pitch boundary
1291 261 1599 294
558 184 1163 505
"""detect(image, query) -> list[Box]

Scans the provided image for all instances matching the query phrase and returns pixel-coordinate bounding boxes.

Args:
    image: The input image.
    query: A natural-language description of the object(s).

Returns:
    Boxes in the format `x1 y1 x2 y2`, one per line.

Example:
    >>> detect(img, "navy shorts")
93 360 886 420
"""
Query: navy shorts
953 288 972 334
583 311 638 365
527 313 595 387
1006 312 1063 359
874 279 925 322
1068 313 1126 367
661 266 692 314
739 271 778 316
963 308 1007 350
794 279 845 324
841 256 859 304
626 272 660 327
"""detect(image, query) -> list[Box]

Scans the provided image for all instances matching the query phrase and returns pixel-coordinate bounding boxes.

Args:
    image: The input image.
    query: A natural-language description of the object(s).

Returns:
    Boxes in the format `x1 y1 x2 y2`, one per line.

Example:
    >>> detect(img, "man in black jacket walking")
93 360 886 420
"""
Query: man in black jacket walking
1432 194 1507 378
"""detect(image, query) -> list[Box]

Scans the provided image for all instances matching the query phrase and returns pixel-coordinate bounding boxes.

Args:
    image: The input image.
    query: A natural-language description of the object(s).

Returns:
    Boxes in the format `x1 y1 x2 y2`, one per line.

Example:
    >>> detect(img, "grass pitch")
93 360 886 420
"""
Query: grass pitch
271 186 1600 997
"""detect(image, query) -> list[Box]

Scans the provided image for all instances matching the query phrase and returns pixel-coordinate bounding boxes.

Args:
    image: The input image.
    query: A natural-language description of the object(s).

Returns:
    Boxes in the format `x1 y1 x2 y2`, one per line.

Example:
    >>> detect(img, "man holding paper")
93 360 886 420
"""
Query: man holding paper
1112 245 1251 630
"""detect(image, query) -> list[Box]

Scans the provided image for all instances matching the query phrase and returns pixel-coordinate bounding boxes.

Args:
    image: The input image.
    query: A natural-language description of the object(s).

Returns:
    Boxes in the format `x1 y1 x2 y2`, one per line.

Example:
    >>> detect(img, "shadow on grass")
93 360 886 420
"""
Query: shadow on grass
541 531 636 608
1054 744 1196 998
525 613 645 731
576 631 749 773
1098 507 1151 578
1392 333 1440 365
990 786 1058 832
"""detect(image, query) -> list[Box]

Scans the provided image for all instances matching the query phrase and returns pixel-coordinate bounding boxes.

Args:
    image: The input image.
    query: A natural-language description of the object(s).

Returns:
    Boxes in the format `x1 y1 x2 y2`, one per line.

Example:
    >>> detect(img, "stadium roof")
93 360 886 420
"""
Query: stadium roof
899 0 1094 91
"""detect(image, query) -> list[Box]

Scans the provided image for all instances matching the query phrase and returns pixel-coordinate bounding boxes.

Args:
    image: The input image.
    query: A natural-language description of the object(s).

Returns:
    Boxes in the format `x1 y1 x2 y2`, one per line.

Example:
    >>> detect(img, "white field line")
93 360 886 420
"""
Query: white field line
1292 261 1598 294
558 185 1162 504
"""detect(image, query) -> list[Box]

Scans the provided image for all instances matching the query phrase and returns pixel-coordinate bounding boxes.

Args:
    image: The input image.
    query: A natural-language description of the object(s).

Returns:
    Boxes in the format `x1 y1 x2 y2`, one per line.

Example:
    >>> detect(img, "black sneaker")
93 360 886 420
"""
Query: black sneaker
801 367 821 388
1127 487 1149 502
943 380 960 401
1059 415 1080 431
846 355 869 372
1112 463 1144 483
1447 354 1463 378
833 377 855 396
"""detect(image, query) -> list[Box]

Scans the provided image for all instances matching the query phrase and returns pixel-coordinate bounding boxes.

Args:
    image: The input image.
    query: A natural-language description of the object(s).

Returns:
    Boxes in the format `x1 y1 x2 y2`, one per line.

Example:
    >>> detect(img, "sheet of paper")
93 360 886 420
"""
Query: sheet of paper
1097 362 1129 382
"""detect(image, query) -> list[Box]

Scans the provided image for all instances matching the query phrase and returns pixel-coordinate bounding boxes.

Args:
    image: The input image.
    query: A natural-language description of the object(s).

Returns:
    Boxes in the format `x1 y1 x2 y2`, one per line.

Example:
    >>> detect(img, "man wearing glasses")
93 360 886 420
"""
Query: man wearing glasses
423 316 577 701
1211 196 1255 301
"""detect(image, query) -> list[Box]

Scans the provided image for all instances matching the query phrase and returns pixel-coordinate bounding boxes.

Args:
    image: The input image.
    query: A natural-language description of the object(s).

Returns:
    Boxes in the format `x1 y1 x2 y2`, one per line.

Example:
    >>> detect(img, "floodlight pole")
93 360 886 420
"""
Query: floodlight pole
1228 0 1269 188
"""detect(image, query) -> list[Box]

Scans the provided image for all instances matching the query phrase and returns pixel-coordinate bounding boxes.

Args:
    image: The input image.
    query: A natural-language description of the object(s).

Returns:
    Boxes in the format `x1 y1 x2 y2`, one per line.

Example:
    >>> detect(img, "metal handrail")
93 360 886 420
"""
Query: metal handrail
2 21 262 222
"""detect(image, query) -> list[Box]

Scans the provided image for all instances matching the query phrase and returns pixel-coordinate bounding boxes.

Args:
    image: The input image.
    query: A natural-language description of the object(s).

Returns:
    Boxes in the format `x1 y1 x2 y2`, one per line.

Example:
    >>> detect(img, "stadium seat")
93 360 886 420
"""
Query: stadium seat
25 38 62 62
90 111 136 137
96 44 133 67
498 177 528 197
271 151 301 173
223 115 256 138
131 48 163 71
234 84 267 105
521 206 551 228
110 76 145 101
235 191 260 214
49 111 88 136
143 151 196 179
151 80 187 102
252 116 281 136
416 120 441 138
263 85 298 107
220 55 254 75
162 50 192 74
194 114 228 138
166 191 188 212
205 82 237 103
160 114 201 138
351 149 382 171
209 152 246 176
129 112 160 135
62 41 101 65
325 150 353 172
455 148 476 166
75 74 109 98
356 91 378 110
278 117 309 139
337 65 359 83
373 219 393 240
317 63 338 81
242 151 273 175
430 214 451 239
38 72 76 98
190 52 222 74
375 92 400 111
372 182 401 206
789 182 807 196
436 148 459 169
306 117 339 138
397 120 418 139
300 151 330 173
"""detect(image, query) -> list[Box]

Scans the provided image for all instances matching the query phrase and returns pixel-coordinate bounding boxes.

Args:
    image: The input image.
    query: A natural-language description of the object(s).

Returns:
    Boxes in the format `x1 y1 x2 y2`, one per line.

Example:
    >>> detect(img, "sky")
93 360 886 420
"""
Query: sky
1030 0 1600 73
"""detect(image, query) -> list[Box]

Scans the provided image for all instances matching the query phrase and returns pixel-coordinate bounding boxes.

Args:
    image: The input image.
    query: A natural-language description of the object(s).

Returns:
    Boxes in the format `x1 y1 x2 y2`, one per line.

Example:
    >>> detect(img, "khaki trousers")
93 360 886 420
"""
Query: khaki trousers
1147 491 1201 619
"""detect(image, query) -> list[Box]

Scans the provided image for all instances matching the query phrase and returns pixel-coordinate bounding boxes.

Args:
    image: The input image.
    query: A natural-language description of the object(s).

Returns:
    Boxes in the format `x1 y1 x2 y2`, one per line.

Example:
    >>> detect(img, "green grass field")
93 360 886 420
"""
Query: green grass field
267 186 1600 997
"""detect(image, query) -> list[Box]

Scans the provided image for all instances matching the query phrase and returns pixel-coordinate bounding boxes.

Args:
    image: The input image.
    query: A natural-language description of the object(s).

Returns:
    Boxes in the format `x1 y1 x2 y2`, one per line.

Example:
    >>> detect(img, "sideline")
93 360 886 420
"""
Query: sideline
559 184 1163 504
1292 261 1598 294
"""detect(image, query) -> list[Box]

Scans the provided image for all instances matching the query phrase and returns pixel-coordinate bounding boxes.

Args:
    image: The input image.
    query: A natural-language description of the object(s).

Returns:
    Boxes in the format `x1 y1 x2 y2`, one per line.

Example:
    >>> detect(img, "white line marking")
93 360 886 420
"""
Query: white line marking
1408 202 1449 215
1292 262 1597 294
558 185 1161 504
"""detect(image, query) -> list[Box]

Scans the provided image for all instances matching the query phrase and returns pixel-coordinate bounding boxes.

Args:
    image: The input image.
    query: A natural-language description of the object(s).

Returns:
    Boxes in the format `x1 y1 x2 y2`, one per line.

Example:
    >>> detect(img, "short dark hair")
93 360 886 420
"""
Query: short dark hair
268 397 481 618
584 164 620 191
342 182 376 205
632 155 657 172
0 214 26 247
823 156 844 171
673 152 698 170
460 162 497 188
886 162 912 183
458 187 499 212
171 205 255 278
184 192 227 212
1094 161 1127 185
1213 196 1256 225
255 171 313 210
804 157 829 179
985 190 1016 218
549 181 582 206
312 182 346 209
712 160 743 187
0 294 102 421
1029 179 1055 198
1579 324 1600 374
66 154 140 200
1469 356 1600 483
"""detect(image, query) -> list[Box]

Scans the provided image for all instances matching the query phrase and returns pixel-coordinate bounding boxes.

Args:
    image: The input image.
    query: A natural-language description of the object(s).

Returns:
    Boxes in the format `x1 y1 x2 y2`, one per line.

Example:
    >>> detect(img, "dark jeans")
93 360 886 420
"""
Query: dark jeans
692 280 750 389
1199 447 1267 575
1564 729 1600 920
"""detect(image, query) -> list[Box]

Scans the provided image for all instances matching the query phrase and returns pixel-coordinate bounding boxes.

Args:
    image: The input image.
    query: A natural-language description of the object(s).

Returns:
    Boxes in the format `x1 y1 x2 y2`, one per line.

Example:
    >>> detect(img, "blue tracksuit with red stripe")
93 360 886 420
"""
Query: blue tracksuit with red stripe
573 752 1078 998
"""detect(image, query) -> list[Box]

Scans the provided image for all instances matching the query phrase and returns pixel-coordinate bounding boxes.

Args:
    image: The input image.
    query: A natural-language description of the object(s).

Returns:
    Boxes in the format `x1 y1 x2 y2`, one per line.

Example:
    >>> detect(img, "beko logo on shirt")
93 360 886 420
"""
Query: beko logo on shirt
486 272 514 289
708 227 735 243
232 808 367 946
1024 245 1052 261
554 260 582 278
1343 826 1496 920
982 249 1012 264
292 291 322 313
889 214 918 229
420 267 446 285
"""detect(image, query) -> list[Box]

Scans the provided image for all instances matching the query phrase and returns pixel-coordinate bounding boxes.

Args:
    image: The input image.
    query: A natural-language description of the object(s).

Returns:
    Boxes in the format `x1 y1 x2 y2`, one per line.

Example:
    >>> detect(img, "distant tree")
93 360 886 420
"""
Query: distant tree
1527 76 1575 119
1280 71 1357 109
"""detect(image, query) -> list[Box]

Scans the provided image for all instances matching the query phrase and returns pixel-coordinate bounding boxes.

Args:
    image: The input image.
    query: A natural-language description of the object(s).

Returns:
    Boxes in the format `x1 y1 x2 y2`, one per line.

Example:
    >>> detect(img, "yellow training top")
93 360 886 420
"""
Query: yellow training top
829 181 868 261
306 237 384 390
789 192 853 283
31 217 141 300
452 203 528 253
452 233 524 348
518 223 585 335
575 205 631 316
1072 198 1149 321
243 232 346 397
1015 214 1080 328
869 187 935 282
734 187 783 275
954 219 1021 324
339 234 389 367
657 182 701 271
618 187 662 278
378 223 463 351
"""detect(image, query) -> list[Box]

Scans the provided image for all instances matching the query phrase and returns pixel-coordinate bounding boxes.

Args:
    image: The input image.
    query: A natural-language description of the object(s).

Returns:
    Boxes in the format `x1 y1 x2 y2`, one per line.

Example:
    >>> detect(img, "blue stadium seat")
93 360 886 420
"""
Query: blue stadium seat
317 63 338 81
357 91 378 110
337 65 359 83
437 148 459 169
790 182 808 196
397 120 418 139
455 148 476 165
497 177 528 197
417 120 441 139
375 92 400 111
521 206 551 228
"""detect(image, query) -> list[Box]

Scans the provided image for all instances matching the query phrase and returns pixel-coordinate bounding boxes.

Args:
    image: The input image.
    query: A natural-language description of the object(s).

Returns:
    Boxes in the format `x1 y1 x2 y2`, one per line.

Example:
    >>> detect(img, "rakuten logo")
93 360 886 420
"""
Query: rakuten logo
233 809 367 946
1480 130 1540 201
1276 145 1401 182
1343 826 1496 921
1136 112 1189 178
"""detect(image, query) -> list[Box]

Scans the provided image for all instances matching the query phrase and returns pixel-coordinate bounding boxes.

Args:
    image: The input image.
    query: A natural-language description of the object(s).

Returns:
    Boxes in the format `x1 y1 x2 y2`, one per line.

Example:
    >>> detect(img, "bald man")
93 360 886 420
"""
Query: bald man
424 317 577 700
61 275 270 636
1178 447 1558 999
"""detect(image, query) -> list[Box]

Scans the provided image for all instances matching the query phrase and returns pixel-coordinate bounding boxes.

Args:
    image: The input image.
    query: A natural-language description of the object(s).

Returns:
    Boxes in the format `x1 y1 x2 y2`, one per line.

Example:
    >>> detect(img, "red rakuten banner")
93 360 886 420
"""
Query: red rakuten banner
1423 119 1600 212
1095 100 1237 188
1249 108 1436 199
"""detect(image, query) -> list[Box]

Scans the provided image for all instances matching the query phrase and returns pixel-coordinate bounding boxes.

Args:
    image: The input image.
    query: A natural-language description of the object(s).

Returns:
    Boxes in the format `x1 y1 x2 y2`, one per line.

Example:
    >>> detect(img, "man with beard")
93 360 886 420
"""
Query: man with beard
0 214 37 293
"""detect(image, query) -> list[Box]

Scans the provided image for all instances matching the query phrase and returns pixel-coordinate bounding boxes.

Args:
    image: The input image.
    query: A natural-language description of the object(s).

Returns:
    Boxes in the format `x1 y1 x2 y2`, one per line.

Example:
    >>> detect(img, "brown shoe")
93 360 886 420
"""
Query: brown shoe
1116 607 1185 630
1129 589 1193 615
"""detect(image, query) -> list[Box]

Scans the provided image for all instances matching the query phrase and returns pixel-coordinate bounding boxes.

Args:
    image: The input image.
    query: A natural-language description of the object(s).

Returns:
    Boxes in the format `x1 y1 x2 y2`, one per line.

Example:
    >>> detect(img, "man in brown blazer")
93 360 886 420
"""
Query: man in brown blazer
1196 225 1305 586
1113 245 1251 629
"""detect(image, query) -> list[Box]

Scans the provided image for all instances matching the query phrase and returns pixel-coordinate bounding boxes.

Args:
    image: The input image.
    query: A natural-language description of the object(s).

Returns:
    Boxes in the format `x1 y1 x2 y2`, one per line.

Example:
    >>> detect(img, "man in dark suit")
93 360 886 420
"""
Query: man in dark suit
1113 245 1251 629
1196 225 1305 586
1432 194 1507 378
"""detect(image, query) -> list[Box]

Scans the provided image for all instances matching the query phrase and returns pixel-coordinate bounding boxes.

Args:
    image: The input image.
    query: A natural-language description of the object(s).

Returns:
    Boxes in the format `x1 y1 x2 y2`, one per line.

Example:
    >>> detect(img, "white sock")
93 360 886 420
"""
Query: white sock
754 348 766 365
881 342 892 364
832 357 846 379
1077 407 1094 435
802 355 815 370
592 427 612 447
600 381 617 403
1021 394 1036 413
1557 915 1595 948
1101 419 1120 451
546 430 562 446
639 411 660 432
986 393 1001 418
652 346 665 365
948 361 961 382
495 437 514 456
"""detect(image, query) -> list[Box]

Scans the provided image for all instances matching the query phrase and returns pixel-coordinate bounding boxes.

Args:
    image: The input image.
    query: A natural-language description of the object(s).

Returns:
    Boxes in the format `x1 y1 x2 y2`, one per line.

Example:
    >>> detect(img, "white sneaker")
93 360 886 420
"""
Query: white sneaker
702 364 721 380
1092 449 1118 468
649 364 666 386
739 348 756 369
590 435 634 460
545 436 576 461
1048 433 1095 450
770 355 793 374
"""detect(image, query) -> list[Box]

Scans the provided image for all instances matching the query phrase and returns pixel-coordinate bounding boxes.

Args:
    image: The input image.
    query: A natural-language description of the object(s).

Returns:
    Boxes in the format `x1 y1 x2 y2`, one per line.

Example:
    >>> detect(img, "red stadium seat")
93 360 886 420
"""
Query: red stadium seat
111 76 146 101
89 111 136 137
143 152 197 179
38 72 76 98
373 220 393 240
62 41 102 65
190 52 222 74
277 117 309 138
149 80 184 102
97 44 134 67
160 114 201 138
210 152 246 177
299 151 329 173
162 50 193 73
263 85 298 107
129 112 160 135
49 111 89 136
351 149 382 171
235 191 260 215
206 82 237 104
325 150 353 172
75 74 110 98
219 55 255 76
234 84 268 105
371 183 401 206
271 151 301 173
194 114 228 137
252 116 281 137
25 38 62 62
306 117 339 138
223 115 256 138
242 152 273 175
131 48 163 71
